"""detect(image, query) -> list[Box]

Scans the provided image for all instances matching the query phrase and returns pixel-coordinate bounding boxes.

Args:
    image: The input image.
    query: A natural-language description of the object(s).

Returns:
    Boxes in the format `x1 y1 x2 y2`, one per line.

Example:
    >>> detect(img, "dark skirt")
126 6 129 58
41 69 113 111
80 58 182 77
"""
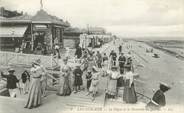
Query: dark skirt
58 77 71 96
117 77 125 87
74 76 83 86
87 80 92 90
123 82 137 103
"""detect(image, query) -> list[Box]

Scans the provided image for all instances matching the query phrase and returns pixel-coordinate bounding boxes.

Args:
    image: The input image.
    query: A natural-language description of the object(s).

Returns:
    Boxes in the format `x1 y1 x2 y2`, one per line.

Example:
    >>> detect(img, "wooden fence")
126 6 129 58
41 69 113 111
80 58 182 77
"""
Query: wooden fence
0 51 58 68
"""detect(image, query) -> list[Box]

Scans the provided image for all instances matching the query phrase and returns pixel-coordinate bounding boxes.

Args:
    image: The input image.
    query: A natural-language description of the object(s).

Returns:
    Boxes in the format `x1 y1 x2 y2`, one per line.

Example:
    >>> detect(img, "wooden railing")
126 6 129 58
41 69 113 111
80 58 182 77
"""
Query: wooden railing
0 51 58 68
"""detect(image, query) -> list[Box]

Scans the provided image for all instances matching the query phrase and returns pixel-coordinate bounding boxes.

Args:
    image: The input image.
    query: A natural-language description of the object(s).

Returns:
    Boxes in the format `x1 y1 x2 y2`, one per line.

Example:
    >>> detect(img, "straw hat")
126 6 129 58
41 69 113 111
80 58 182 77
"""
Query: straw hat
159 82 171 92
8 68 15 72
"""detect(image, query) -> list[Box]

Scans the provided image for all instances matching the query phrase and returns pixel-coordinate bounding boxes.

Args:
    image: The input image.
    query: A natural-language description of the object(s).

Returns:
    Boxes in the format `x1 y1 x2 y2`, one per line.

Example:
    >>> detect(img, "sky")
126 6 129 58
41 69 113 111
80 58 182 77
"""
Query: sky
0 0 184 38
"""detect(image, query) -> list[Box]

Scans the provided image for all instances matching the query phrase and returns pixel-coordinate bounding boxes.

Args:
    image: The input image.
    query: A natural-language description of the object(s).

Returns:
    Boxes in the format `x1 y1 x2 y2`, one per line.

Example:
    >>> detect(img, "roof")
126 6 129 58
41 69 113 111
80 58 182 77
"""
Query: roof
64 27 83 33
0 13 32 23
10 13 32 20
0 9 70 27
31 9 69 27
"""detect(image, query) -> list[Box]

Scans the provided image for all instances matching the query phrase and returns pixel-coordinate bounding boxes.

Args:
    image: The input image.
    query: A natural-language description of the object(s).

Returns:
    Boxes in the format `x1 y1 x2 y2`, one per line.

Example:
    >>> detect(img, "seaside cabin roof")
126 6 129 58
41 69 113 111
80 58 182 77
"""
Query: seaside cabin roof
0 13 32 24
0 9 70 27
31 9 70 27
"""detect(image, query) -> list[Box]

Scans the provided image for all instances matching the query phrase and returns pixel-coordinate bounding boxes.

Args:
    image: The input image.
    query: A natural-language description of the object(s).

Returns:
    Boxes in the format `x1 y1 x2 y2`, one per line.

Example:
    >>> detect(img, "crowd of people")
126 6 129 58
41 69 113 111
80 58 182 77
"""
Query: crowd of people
0 43 171 110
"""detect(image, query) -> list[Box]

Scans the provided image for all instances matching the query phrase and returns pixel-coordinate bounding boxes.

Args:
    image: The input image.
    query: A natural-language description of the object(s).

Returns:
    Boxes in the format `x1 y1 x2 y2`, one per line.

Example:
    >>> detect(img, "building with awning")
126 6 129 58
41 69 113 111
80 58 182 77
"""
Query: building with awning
0 14 32 51
0 9 70 54
0 26 27 37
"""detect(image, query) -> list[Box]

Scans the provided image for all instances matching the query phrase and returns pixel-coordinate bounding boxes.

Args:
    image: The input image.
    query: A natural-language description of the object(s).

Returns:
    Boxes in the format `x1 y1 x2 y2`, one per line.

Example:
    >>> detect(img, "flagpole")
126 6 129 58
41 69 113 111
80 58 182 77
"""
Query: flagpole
40 0 43 9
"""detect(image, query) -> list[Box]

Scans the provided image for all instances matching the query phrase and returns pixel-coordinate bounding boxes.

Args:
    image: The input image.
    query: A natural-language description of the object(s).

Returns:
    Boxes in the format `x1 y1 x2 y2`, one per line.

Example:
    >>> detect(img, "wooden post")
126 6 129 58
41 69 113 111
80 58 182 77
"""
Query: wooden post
50 25 53 50
31 23 34 51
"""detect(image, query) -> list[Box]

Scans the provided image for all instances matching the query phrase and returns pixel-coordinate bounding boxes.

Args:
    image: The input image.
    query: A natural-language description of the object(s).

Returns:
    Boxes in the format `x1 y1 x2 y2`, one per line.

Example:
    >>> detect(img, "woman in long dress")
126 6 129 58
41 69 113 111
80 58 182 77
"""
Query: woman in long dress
123 67 137 103
106 66 120 99
57 58 71 96
24 61 43 109
89 66 99 101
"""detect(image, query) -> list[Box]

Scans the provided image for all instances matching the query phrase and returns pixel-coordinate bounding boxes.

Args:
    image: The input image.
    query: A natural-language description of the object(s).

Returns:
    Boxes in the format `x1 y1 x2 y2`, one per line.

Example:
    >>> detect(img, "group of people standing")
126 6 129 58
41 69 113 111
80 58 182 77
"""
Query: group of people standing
0 42 171 110
105 49 137 104
0 59 47 109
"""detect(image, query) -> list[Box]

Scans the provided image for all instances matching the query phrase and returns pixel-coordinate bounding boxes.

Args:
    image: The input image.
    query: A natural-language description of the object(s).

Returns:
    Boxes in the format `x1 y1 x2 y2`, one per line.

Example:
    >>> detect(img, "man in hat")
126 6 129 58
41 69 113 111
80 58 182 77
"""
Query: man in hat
109 50 117 66
146 82 171 110
118 53 126 74
1 68 19 97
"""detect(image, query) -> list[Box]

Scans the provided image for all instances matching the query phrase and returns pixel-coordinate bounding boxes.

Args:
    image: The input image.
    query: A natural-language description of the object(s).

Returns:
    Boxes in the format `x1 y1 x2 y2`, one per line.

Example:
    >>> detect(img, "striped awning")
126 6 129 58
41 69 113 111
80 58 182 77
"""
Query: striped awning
0 26 28 37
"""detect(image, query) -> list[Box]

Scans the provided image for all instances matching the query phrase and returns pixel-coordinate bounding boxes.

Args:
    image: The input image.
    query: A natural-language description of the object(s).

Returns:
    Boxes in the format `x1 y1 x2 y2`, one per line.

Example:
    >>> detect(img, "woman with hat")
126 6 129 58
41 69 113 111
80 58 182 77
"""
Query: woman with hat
25 60 44 109
1 68 19 98
57 58 72 96
73 64 83 93
146 82 171 110
123 67 137 104
106 66 121 99
89 66 99 101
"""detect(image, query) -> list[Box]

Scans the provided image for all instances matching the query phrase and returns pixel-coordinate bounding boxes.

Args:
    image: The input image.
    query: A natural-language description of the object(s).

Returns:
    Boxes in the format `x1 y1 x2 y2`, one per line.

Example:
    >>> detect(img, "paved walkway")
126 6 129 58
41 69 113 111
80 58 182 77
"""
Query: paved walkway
1 39 184 113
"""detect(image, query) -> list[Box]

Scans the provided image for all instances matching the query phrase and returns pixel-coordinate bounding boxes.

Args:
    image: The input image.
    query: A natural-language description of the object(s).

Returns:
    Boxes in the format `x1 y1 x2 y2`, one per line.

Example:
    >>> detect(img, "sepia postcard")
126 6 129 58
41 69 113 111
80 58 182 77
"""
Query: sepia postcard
0 0 184 113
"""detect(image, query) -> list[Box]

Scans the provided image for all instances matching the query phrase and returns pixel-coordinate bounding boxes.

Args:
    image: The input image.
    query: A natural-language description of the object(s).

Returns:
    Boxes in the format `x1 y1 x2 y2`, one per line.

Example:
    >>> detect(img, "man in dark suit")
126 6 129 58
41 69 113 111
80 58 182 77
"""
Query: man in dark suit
1 68 19 97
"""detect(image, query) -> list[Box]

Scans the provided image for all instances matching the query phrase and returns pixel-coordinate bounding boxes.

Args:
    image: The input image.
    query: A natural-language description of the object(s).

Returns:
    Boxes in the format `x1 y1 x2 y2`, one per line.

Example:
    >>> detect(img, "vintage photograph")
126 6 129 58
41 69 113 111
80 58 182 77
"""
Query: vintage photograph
0 0 184 113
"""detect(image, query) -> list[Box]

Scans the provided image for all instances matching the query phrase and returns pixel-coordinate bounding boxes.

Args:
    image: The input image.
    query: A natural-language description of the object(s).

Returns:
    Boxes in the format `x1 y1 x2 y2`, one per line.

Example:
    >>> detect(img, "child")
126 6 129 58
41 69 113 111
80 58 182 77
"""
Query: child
86 70 92 94
21 70 30 94
73 65 83 93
